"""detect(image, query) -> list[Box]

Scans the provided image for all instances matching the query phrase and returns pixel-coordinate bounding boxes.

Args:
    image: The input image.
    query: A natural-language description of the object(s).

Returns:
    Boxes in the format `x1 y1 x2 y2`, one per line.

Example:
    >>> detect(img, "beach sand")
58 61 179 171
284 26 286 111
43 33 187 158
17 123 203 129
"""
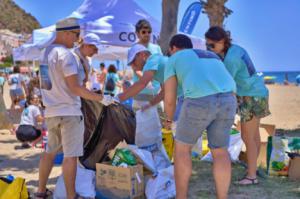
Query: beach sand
0 83 299 196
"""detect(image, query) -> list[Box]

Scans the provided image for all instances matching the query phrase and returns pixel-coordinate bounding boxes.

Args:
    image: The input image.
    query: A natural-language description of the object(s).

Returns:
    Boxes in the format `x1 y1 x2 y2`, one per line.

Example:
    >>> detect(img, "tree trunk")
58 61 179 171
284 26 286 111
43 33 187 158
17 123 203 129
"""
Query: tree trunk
158 0 180 54
201 0 232 27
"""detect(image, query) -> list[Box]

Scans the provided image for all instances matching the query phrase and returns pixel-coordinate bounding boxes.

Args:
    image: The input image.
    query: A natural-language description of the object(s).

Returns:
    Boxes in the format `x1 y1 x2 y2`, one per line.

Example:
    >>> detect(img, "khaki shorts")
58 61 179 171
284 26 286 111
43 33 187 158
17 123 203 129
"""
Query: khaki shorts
46 116 84 157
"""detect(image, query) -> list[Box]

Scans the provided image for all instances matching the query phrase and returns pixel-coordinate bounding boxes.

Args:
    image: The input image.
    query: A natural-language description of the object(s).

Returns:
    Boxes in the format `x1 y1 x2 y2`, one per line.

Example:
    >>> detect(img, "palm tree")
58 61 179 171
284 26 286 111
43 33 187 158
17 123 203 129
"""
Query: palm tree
158 0 180 54
200 0 232 27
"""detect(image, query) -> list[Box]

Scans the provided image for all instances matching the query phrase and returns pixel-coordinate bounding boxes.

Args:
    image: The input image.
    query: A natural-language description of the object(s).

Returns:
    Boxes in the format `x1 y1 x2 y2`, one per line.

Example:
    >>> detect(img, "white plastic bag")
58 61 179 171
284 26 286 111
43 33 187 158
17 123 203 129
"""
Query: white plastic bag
127 145 157 174
201 133 243 162
53 165 96 199
145 166 176 199
135 105 162 147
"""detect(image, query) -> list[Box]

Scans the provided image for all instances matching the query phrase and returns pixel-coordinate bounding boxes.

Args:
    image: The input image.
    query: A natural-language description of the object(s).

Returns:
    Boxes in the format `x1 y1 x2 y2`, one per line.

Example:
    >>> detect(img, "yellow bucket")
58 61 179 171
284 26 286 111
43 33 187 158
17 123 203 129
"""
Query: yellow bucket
161 128 174 160
202 139 209 156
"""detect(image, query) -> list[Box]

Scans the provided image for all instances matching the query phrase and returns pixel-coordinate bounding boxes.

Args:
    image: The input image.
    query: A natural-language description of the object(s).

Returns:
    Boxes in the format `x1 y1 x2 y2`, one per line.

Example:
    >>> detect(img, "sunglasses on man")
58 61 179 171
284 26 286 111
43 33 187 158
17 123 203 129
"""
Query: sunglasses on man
141 30 152 35
70 30 80 38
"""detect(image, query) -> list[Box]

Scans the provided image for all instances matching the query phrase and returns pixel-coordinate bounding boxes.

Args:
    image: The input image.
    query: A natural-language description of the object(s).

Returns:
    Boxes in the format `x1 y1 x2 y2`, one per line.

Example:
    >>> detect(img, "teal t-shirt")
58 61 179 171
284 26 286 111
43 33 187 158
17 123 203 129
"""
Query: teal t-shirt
104 73 120 95
164 49 236 99
132 43 162 95
143 54 168 84
223 44 268 97
147 43 163 55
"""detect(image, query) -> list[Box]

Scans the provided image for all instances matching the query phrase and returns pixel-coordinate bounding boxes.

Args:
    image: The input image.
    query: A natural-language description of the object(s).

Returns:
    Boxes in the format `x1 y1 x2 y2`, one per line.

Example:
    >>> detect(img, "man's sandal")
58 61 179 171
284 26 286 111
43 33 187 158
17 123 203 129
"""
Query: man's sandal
235 176 259 186
34 188 53 199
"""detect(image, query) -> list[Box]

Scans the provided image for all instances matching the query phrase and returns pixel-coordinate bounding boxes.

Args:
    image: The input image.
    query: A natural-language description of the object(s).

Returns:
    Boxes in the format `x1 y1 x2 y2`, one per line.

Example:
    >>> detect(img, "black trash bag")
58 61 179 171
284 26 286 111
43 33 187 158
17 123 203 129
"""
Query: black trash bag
81 98 104 144
79 104 136 170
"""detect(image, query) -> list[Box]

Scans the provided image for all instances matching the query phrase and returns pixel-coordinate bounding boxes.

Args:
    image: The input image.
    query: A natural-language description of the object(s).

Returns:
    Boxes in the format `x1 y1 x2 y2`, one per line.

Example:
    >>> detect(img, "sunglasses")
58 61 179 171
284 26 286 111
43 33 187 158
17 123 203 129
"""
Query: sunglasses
70 31 80 38
206 43 215 50
141 30 152 34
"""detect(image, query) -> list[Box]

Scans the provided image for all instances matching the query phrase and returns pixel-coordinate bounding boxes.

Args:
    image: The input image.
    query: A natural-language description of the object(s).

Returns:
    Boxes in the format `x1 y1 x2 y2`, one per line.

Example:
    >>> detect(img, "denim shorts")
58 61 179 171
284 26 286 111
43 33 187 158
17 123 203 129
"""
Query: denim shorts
174 96 184 122
9 88 24 98
176 92 237 149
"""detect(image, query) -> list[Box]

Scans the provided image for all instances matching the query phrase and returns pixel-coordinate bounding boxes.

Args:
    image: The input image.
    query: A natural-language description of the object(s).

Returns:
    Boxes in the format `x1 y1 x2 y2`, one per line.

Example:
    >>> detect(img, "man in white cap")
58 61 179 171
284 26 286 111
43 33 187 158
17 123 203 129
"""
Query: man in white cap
72 33 101 87
35 18 115 199
118 44 166 107
117 44 171 169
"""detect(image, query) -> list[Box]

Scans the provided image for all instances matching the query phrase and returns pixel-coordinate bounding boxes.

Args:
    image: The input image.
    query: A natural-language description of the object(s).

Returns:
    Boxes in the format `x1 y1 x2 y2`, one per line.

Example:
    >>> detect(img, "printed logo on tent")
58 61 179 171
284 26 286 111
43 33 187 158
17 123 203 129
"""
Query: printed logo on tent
119 32 159 44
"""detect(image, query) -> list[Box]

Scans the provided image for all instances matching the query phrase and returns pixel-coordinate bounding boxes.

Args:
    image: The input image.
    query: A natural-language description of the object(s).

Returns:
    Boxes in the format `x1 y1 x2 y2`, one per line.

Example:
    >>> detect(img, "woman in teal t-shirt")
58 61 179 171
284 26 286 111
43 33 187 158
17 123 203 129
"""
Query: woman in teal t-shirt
103 64 121 96
205 26 271 186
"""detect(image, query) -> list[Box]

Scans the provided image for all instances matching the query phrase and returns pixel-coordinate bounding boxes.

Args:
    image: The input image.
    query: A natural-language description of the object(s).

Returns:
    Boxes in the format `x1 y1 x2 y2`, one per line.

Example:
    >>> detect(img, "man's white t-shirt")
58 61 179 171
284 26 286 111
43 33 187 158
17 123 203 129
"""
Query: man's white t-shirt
20 105 41 126
40 44 84 118
8 73 23 90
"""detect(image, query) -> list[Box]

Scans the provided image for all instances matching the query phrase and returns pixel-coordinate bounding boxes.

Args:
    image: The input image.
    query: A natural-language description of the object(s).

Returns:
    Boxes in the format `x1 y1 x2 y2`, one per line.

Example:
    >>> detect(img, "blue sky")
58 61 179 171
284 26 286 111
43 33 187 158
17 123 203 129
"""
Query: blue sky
13 0 300 72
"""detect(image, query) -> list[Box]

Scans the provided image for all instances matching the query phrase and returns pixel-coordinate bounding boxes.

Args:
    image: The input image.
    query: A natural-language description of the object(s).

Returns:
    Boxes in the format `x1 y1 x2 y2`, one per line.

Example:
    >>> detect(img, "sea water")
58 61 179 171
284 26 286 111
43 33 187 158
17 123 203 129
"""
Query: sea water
261 71 300 84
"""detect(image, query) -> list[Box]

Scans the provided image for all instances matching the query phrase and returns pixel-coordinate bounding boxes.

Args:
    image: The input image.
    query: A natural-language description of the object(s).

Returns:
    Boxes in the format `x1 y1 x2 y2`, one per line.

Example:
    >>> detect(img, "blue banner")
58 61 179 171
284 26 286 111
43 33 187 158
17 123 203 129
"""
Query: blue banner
179 2 202 34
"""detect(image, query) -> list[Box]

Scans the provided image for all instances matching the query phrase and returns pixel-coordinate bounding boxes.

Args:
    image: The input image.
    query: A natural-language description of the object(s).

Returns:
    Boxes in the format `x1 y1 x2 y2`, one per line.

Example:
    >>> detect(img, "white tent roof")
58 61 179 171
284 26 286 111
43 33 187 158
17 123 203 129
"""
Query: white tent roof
13 0 205 61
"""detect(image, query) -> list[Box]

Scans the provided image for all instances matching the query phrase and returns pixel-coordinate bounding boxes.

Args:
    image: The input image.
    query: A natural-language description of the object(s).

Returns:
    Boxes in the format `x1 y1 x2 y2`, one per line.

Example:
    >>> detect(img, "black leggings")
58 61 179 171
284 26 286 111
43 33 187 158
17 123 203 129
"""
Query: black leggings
16 125 41 142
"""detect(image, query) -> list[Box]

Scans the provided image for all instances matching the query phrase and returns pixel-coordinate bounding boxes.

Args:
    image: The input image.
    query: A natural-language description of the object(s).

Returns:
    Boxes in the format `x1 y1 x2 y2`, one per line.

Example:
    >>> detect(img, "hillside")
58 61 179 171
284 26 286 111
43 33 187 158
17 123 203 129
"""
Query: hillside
0 0 41 33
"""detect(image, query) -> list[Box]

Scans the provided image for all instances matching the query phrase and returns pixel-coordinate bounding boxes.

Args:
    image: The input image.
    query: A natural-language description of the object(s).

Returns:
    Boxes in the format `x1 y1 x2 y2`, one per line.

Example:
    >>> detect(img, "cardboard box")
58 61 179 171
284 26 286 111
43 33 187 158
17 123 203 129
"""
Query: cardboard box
96 163 144 199
288 157 300 181
237 123 276 167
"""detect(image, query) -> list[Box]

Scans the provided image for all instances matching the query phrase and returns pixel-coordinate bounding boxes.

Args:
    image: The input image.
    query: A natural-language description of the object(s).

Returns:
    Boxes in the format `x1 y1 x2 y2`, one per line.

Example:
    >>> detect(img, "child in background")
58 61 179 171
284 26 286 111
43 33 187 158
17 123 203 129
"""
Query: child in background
16 94 44 148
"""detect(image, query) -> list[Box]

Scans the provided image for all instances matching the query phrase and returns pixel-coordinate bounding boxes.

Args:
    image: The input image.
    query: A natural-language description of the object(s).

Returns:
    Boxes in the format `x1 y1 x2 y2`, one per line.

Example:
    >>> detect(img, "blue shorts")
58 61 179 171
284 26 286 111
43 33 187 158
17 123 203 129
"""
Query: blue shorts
175 92 237 149
9 88 24 98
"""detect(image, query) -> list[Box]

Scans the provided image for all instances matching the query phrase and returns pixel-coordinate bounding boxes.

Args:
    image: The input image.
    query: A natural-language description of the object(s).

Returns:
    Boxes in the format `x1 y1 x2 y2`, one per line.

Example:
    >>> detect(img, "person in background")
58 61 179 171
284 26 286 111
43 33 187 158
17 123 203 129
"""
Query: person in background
28 77 42 101
8 66 27 110
164 34 237 199
135 19 162 54
88 68 101 92
98 62 107 88
72 33 101 90
205 26 270 186
35 18 115 199
16 94 43 149
104 64 122 96
133 19 164 119
0 72 5 94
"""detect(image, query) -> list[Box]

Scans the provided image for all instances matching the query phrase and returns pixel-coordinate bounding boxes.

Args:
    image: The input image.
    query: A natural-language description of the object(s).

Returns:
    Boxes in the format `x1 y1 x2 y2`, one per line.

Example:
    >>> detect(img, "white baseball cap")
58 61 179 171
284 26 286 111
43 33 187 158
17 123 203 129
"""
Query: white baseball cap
127 44 150 65
55 17 80 31
82 33 102 50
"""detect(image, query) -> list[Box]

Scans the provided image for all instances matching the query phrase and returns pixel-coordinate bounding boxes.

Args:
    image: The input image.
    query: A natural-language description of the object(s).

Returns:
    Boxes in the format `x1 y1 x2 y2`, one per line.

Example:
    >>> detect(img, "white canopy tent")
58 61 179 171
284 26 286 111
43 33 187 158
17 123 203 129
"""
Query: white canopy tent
13 0 205 61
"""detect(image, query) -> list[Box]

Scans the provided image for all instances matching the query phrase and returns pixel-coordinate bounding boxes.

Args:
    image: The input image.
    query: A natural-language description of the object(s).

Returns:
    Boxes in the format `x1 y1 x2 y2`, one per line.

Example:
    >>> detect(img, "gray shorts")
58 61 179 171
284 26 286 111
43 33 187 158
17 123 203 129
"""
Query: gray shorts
46 116 84 157
176 92 237 149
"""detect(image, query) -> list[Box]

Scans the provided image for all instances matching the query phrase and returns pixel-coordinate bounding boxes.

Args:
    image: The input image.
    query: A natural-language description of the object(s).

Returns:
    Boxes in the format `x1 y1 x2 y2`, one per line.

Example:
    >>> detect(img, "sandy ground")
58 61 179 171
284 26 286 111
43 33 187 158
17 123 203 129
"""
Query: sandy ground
0 83 299 197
